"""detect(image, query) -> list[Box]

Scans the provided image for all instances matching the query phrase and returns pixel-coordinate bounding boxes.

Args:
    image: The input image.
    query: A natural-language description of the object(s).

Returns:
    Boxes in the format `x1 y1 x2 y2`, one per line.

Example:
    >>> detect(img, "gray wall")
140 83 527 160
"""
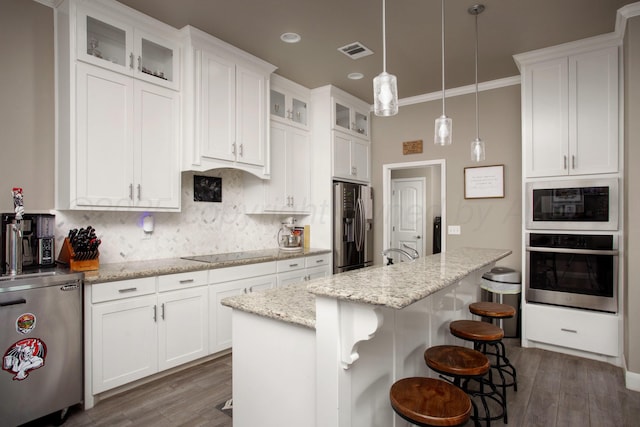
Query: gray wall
624 15 640 376
0 1 55 212
370 84 523 271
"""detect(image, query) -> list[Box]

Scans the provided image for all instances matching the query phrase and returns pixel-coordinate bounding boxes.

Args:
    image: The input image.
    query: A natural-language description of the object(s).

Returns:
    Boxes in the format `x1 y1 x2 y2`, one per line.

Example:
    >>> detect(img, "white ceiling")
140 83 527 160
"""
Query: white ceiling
117 0 634 103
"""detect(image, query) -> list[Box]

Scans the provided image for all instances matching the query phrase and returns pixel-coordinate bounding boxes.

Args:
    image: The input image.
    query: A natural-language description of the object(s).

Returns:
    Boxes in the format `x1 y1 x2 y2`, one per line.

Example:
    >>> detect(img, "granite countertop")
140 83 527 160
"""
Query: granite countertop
222 247 511 329
82 248 331 284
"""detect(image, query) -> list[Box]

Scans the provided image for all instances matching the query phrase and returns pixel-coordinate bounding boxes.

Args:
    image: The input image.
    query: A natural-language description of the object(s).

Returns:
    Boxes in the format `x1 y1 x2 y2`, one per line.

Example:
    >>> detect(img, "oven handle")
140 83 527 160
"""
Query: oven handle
526 246 619 256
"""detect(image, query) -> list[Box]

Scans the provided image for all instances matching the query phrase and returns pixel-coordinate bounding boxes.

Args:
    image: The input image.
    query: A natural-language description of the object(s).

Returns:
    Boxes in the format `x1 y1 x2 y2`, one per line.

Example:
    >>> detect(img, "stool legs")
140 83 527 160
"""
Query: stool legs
476 340 518 399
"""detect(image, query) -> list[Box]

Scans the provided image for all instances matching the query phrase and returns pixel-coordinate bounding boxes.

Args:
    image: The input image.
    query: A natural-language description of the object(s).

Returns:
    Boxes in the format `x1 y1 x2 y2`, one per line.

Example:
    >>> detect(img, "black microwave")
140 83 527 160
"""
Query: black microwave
526 178 618 231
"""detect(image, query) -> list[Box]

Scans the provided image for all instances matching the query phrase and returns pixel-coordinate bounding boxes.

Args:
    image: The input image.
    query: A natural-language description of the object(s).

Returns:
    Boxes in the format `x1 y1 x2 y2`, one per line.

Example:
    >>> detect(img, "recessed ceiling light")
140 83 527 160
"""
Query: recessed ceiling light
348 72 364 80
280 32 301 43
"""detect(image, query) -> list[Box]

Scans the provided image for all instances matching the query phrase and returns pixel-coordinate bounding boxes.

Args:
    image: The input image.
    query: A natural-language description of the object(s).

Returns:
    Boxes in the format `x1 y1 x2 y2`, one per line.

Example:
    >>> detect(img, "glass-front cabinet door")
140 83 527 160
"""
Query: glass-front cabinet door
333 100 369 138
77 9 179 90
77 11 133 75
134 30 179 90
270 87 308 128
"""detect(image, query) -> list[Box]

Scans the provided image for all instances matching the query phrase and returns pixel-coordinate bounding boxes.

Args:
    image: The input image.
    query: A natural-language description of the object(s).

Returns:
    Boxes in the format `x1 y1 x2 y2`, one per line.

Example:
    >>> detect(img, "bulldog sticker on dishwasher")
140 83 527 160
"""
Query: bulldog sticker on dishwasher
3 338 47 381
16 313 36 334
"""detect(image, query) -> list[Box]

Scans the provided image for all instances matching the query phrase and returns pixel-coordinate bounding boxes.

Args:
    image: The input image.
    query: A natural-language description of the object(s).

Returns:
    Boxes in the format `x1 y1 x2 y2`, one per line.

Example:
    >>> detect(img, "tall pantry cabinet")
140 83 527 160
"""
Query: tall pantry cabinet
55 0 181 211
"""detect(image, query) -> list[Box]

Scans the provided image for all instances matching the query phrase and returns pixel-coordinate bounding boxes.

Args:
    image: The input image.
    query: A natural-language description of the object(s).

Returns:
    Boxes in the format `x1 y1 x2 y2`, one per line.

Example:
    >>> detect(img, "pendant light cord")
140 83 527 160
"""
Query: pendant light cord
441 0 446 115
474 11 480 139
382 0 387 73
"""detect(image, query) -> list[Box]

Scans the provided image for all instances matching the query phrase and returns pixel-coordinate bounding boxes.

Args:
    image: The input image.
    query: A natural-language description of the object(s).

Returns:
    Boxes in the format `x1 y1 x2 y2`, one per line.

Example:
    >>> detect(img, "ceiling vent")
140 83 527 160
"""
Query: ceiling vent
338 42 374 60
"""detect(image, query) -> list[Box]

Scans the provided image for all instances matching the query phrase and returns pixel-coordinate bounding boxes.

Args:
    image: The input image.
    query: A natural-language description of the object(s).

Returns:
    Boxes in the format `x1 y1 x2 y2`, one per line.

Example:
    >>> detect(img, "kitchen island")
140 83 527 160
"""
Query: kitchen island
222 247 511 427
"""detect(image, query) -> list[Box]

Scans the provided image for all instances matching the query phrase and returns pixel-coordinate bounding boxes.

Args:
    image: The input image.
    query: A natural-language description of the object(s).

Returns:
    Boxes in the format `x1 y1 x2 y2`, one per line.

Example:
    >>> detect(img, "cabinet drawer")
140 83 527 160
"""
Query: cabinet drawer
277 257 305 273
209 261 277 284
92 277 157 303
525 303 619 356
158 270 208 292
305 253 330 268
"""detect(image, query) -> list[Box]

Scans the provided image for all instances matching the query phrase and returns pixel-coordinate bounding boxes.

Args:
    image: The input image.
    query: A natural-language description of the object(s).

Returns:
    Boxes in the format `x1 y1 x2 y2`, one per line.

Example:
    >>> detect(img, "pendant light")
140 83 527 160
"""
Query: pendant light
373 0 398 116
434 0 452 145
469 4 485 162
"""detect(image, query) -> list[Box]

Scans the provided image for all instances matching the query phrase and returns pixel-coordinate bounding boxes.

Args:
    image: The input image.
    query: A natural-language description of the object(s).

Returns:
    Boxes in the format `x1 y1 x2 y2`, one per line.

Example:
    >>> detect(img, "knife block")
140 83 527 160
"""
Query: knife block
57 238 100 272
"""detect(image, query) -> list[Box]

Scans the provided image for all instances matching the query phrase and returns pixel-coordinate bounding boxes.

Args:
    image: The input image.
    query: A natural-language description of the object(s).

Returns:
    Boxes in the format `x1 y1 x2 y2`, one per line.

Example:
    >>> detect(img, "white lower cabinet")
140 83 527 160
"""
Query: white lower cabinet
277 253 331 287
208 262 278 353
525 303 619 356
88 255 329 399
90 272 208 394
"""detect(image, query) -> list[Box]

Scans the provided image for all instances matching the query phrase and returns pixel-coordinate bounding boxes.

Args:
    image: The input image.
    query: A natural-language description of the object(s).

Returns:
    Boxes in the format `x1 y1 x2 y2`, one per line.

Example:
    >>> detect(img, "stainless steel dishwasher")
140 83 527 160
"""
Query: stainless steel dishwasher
0 271 83 426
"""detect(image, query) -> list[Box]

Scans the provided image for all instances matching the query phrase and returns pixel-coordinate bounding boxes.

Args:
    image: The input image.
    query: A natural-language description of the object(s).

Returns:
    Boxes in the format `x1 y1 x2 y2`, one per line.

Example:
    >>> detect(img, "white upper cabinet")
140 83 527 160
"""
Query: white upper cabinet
270 74 310 129
76 5 180 90
181 26 277 179
55 0 182 211
244 121 311 214
332 130 370 182
516 41 619 178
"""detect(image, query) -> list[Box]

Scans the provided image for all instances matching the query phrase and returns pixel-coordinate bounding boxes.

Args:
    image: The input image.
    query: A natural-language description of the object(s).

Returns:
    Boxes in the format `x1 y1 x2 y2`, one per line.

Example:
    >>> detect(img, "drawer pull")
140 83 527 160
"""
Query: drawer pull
316 259 324 264
289 263 299 268
560 328 578 334
179 279 195 284
118 287 138 293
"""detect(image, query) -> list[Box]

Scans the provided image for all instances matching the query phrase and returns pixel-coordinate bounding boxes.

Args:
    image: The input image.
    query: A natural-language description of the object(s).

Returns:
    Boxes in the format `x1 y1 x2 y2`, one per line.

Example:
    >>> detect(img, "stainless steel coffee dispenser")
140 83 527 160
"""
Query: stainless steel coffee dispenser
4 220 22 275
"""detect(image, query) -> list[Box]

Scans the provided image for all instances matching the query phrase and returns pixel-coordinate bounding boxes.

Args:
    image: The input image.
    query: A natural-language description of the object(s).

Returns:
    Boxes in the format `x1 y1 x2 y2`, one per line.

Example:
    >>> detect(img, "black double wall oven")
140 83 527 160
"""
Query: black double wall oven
525 178 619 313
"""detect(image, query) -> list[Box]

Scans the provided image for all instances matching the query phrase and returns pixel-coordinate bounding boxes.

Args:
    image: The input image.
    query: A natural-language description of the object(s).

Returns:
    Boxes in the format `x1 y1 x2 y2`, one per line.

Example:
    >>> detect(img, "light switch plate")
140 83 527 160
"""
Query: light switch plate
448 225 461 235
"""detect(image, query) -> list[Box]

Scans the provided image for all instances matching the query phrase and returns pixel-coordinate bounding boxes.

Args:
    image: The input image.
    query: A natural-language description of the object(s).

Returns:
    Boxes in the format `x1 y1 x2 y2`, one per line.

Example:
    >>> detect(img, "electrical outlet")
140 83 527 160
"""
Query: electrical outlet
448 225 461 235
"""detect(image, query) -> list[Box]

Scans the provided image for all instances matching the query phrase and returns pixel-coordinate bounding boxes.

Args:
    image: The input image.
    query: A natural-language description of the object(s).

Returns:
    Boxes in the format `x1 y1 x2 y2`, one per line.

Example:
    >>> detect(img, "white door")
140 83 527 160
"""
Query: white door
91 295 158 394
236 65 266 166
157 286 208 371
135 80 180 209
76 63 134 208
200 50 236 162
391 178 425 260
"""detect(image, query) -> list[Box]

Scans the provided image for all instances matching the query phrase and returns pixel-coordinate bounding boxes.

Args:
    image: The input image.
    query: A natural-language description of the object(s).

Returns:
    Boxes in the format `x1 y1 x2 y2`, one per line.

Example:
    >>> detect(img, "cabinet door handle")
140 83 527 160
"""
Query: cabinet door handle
560 328 578 334
161 303 165 320
129 52 134 69
118 287 138 293
153 305 157 322
129 183 134 200
137 55 142 71
274 103 280 113
239 143 244 157
572 155 576 169
137 184 141 200
563 155 567 169
232 142 237 156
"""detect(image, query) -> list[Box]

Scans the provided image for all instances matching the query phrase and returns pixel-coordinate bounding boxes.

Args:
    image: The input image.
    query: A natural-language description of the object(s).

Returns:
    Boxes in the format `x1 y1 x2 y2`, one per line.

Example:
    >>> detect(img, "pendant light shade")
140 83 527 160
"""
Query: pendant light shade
434 0 452 145
469 4 485 162
374 0 398 116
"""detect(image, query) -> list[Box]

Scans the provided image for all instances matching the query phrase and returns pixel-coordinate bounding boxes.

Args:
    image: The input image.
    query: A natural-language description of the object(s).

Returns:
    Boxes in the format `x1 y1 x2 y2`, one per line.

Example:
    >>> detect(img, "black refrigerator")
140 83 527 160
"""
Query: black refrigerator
333 181 374 273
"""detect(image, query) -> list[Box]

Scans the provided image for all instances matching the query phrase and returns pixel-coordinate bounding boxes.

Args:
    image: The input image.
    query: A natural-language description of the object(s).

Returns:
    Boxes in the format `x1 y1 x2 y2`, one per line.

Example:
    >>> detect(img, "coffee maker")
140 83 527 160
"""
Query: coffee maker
1 213 56 274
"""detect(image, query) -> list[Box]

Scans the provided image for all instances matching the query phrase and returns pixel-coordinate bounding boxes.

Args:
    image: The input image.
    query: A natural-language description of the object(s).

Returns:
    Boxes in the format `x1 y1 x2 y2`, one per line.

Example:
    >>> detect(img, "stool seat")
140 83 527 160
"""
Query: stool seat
450 320 504 342
469 302 515 319
390 377 472 427
424 345 490 378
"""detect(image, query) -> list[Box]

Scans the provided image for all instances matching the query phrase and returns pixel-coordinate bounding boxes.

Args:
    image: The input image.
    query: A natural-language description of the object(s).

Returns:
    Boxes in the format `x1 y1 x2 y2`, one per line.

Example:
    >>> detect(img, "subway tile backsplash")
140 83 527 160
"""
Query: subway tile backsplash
54 170 287 264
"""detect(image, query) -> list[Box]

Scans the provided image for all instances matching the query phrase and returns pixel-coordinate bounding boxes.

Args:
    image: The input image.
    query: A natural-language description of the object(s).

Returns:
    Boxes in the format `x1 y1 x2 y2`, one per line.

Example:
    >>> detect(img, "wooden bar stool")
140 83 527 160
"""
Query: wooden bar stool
450 319 517 401
424 345 505 426
390 377 472 426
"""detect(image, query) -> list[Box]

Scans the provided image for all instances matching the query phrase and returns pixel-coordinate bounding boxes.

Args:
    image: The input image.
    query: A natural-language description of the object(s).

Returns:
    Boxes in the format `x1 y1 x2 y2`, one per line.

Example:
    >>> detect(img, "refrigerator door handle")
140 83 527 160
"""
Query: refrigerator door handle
354 198 364 252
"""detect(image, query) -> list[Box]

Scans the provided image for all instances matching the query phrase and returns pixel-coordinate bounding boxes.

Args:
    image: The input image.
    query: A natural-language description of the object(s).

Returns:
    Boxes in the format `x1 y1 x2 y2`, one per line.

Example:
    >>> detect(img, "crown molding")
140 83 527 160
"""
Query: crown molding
33 0 63 8
397 75 521 108
616 2 640 38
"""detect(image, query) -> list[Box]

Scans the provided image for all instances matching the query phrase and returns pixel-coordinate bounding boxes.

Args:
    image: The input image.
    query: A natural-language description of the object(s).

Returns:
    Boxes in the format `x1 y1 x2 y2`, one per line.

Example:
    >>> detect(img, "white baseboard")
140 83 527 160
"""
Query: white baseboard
626 369 640 392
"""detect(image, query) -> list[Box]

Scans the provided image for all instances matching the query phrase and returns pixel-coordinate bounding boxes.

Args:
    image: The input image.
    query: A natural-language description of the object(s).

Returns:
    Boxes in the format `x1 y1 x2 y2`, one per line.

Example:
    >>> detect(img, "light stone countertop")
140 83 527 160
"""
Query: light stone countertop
222 247 512 329
82 248 331 284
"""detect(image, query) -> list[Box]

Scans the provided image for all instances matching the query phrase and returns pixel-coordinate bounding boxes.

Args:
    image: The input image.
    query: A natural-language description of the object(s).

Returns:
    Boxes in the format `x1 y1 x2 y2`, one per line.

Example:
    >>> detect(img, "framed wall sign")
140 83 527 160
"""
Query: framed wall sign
464 165 505 199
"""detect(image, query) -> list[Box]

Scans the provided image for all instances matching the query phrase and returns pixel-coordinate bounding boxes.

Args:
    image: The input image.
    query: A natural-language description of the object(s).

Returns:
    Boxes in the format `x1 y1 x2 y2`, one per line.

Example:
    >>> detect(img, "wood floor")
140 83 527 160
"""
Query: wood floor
22 339 640 427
